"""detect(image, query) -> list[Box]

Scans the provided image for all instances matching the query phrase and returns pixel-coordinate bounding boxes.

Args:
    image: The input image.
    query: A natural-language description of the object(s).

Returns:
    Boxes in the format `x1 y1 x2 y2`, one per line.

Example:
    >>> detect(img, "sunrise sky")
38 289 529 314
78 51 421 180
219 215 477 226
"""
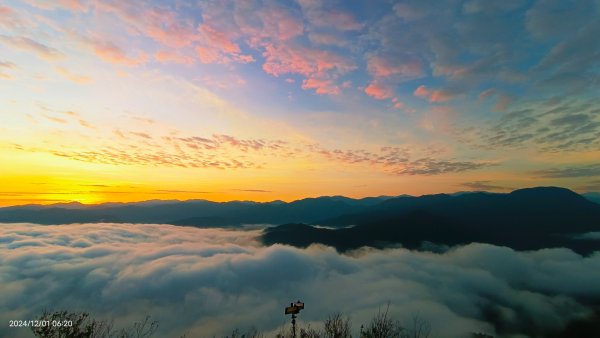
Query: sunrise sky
1 0 599 205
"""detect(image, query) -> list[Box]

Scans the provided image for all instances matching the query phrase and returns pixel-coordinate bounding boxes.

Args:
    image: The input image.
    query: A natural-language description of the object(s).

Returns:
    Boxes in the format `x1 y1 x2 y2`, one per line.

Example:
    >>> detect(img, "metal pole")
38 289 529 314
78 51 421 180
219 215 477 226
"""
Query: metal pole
291 313 296 338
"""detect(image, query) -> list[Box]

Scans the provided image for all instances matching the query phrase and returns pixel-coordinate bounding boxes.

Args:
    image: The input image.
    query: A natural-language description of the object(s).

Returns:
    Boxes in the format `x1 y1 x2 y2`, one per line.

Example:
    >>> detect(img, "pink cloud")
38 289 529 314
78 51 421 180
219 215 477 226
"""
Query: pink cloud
364 55 424 105
92 40 147 66
257 5 304 42
261 45 304 75
155 50 194 65
261 43 354 95
93 1 200 50
413 85 430 98
0 35 64 60
92 1 241 68
262 43 355 78
231 2 305 51
195 47 253 65
55 66 92 84
0 5 12 16
302 78 340 95
364 82 394 100
195 46 220 64
143 9 198 48
367 56 423 79
232 2 356 94
237 54 255 63
57 0 87 12
250 3 357 91
193 24 254 64
298 0 363 31
0 5 24 29
430 90 452 103
413 85 453 103
21 0 87 12
92 1 263 66
199 24 241 55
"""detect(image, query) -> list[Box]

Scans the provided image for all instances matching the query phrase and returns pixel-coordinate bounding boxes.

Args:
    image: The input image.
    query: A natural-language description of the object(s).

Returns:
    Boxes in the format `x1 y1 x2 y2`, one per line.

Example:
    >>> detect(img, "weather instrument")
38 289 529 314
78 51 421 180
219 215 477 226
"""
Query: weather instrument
284 300 304 338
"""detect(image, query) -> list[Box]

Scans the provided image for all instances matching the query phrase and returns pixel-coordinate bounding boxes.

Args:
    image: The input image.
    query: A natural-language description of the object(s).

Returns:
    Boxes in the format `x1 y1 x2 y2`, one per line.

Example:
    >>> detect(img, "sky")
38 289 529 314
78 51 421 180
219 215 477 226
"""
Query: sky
1 0 599 205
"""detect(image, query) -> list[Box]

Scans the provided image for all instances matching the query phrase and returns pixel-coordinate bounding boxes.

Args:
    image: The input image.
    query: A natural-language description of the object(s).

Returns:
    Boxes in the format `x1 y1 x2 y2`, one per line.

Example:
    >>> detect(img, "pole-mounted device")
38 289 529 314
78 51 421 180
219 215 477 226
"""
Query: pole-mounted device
284 300 304 338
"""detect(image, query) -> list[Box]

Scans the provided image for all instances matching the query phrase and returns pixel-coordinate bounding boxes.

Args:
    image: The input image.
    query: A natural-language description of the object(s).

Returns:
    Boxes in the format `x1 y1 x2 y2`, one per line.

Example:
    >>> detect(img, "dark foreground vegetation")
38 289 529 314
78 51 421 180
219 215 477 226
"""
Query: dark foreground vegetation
31 310 158 338
30 307 436 338
29 306 600 338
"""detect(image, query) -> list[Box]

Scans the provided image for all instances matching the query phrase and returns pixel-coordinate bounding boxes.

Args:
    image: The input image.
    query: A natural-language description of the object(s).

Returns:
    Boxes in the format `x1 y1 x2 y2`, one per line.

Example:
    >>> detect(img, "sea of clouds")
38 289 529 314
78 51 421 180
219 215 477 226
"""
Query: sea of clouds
1 222 600 338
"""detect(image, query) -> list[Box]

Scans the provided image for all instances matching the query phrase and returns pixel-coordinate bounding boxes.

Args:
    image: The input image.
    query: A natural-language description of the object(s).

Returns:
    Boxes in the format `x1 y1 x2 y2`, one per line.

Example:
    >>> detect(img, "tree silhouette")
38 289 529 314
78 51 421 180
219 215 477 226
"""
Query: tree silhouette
30 310 157 338
323 312 351 338
222 328 264 338
360 305 402 338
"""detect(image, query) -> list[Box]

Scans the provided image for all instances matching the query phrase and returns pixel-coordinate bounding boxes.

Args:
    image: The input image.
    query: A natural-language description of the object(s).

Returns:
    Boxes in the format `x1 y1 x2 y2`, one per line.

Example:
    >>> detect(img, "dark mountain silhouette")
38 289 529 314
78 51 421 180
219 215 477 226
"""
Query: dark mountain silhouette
0 196 391 226
262 187 600 255
2 187 599 253
584 192 600 204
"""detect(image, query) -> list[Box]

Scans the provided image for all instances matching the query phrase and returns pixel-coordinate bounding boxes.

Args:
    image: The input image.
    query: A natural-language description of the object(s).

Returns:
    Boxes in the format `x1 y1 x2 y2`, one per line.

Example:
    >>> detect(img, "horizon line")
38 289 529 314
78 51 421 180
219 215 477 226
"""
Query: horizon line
1 186 594 208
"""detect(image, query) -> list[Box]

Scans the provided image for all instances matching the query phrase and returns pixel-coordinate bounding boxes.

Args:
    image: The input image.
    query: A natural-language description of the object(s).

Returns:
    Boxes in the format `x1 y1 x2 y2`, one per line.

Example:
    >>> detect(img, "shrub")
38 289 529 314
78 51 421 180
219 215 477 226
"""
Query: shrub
30 310 157 338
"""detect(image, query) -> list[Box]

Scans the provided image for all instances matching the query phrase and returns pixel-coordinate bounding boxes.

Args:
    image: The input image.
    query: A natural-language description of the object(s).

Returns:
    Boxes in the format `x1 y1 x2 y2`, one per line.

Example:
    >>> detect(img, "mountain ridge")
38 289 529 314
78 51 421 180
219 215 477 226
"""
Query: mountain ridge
262 187 600 255
0 194 392 226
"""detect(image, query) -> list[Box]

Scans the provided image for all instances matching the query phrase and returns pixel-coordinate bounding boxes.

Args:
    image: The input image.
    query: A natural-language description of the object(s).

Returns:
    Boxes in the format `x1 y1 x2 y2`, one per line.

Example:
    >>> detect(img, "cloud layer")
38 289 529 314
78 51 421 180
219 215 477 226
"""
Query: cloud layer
2 223 600 338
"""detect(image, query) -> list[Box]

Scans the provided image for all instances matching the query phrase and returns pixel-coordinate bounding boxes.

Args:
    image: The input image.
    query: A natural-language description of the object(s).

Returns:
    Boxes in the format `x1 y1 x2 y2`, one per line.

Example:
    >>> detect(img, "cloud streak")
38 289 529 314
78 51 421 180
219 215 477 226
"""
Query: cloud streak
460 181 509 191
0 35 64 60
533 164 600 178
0 60 16 79
15 128 493 176
472 98 600 153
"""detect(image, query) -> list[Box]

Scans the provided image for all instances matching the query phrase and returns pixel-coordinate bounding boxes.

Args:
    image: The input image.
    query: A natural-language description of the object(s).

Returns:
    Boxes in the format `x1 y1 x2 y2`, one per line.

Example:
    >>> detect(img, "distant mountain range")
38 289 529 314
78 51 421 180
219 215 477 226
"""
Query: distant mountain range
2 187 599 254
262 187 600 255
0 195 392 226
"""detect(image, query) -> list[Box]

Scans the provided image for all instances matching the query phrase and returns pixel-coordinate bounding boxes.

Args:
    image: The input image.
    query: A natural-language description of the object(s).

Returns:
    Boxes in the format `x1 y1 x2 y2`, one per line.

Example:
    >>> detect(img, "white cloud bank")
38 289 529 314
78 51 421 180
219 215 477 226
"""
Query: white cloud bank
1 223 600 338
